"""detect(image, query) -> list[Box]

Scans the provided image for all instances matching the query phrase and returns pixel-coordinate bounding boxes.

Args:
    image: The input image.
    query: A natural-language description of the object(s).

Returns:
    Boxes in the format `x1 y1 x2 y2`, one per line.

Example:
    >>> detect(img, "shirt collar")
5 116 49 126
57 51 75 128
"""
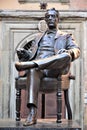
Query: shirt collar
46 29 57 34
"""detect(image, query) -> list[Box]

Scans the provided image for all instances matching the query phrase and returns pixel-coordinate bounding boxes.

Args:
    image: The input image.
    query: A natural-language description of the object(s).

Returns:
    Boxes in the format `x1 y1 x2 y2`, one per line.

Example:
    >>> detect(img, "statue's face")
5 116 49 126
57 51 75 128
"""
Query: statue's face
45 10 59 29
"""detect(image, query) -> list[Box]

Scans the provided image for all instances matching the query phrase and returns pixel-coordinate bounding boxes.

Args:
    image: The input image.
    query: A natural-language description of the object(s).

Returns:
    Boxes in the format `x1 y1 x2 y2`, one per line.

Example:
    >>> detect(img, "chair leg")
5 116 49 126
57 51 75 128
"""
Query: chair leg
41 94 45 119
56 85 62 123
16 88 21 121
64 89 72 120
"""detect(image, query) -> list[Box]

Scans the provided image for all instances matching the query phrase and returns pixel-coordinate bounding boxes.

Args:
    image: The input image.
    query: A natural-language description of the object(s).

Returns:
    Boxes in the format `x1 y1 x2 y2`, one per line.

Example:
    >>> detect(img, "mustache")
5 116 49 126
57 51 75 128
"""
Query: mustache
47 20 55 23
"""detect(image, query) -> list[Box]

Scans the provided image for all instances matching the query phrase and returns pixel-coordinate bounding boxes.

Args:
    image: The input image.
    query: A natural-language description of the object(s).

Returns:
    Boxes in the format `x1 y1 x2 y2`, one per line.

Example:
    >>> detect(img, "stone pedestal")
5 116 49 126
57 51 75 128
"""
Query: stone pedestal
0 119 81 130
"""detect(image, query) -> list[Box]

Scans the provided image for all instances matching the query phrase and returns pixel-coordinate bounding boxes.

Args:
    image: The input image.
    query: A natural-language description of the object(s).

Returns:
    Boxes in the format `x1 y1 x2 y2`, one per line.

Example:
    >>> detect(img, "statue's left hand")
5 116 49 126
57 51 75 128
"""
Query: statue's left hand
58 49 67 54
58 49 74 61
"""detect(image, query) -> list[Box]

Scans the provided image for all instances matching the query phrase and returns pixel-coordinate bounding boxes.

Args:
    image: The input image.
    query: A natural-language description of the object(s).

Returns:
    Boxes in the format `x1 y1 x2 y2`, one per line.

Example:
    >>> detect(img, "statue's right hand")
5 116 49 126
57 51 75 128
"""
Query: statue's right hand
16 48 30 61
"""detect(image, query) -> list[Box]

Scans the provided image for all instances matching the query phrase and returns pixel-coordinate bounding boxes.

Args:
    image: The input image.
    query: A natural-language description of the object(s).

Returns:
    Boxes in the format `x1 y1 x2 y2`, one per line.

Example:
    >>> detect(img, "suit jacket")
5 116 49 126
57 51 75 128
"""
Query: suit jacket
28 29 80 61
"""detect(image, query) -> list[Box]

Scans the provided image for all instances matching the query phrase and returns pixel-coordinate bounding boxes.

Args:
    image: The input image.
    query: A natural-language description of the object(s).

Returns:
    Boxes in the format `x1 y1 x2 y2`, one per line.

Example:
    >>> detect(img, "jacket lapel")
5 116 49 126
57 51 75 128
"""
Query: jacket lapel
55 29 63 39
30 32 45 60
35 32 45 45
54 29 64 54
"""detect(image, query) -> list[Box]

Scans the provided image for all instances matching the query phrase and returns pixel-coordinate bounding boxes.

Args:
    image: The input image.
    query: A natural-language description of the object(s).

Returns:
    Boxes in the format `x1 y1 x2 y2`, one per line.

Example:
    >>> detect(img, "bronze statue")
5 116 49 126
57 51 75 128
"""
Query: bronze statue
15 8 80 126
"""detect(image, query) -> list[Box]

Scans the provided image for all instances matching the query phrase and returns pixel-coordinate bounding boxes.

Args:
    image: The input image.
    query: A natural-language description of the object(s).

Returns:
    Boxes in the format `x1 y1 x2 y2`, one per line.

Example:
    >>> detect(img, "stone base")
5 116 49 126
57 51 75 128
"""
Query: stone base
0 119 81 130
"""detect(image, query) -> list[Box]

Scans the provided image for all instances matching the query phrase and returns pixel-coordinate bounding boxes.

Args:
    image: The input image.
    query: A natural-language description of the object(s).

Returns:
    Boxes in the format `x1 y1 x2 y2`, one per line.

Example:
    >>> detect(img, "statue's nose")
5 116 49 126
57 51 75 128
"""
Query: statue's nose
49 15 52 20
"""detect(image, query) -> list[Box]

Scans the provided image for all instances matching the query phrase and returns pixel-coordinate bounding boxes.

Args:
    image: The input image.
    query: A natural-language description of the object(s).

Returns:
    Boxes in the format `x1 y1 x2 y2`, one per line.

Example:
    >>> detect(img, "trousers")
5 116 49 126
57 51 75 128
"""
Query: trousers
26 53 71 108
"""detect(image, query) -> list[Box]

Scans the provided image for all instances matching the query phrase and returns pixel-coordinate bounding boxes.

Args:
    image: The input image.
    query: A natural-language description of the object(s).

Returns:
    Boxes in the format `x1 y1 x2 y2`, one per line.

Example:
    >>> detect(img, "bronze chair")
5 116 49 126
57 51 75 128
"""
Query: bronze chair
15 69 75 123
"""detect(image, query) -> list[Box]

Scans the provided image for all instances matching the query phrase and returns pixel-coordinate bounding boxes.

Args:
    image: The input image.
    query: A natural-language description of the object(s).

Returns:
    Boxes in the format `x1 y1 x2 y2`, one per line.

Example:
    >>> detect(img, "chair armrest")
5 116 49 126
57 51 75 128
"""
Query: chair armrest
61 73 75 90
15 76 27 89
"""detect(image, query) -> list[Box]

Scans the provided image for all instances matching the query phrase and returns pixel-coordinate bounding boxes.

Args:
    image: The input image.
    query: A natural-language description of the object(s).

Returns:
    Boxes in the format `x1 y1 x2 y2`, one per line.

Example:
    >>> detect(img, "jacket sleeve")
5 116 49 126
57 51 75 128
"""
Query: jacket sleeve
66 34 80 61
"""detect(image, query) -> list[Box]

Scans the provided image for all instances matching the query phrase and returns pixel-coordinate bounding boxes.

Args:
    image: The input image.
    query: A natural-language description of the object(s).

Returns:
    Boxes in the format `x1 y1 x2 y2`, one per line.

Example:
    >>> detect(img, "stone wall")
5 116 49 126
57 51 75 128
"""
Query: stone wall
0 10 87 129
0 0 87 10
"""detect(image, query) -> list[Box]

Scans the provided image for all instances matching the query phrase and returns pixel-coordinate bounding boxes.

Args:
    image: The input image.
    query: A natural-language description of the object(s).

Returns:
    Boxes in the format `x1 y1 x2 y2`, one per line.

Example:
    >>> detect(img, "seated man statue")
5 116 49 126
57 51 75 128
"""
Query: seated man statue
15 8 80 126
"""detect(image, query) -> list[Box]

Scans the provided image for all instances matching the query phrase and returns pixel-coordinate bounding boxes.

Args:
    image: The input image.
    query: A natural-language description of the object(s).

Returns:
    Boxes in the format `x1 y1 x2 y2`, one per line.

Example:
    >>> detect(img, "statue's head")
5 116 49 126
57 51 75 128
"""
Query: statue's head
45 8 59 29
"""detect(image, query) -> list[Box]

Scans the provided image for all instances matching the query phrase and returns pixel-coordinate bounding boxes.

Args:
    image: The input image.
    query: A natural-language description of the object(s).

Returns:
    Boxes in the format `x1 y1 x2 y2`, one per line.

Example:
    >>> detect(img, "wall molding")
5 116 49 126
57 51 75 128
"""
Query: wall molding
0 10 87 20
18 0 70 4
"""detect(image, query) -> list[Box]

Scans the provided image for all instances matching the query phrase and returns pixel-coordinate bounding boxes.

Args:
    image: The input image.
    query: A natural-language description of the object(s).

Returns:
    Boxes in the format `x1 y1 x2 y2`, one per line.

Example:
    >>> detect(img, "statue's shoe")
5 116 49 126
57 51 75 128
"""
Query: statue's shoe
23 117 37 126
15 61 37 71
23 107 37 126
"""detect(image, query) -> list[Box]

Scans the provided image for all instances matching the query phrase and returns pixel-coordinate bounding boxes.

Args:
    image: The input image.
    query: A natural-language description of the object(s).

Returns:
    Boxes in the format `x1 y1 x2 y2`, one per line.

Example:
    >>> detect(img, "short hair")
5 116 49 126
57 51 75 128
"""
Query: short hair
45 8 59 18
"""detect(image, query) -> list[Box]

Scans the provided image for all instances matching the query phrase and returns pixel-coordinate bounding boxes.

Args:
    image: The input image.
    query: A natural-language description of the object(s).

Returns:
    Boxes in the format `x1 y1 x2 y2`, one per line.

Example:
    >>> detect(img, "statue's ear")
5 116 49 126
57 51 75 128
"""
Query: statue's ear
38 20 48 32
